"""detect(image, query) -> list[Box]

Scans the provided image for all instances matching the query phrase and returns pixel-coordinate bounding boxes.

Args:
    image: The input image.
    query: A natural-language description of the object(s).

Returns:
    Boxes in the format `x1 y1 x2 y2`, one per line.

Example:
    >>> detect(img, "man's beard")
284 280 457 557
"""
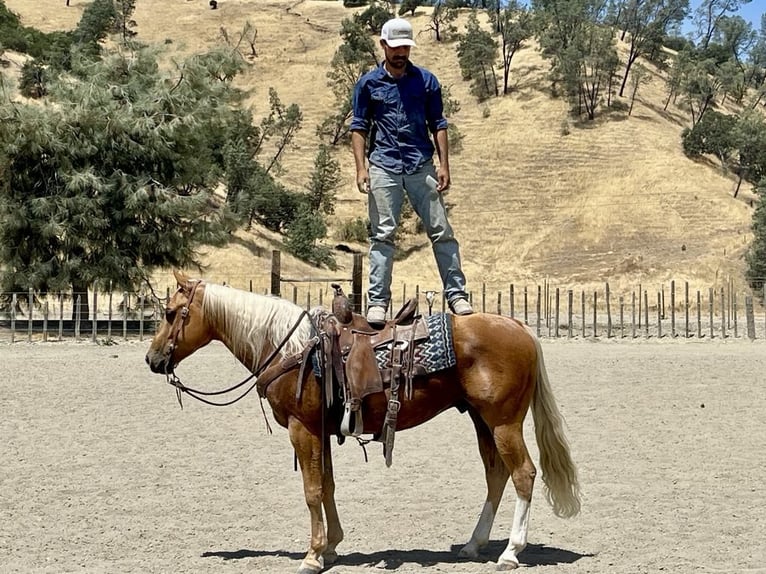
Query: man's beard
387 56 407 70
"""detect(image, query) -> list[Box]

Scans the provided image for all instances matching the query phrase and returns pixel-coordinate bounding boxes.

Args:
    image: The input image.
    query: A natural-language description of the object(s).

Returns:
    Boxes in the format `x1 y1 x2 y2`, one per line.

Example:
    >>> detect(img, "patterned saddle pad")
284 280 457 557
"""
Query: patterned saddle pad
311 313 456 377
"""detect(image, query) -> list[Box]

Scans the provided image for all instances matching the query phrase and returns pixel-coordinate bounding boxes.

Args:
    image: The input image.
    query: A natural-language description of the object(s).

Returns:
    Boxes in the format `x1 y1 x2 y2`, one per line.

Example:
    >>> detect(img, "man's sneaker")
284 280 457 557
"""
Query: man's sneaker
450 298 474 316
366 305 387 326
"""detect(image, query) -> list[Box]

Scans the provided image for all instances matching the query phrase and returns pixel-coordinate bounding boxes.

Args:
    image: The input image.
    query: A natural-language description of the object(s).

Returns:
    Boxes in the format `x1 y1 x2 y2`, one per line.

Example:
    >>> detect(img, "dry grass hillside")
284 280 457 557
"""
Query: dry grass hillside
3 0 759 299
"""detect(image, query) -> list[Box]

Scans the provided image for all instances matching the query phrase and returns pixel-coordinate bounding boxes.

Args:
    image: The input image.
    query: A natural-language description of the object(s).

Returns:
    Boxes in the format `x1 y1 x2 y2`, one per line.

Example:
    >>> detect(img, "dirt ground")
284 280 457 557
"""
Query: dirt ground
2 338 765 574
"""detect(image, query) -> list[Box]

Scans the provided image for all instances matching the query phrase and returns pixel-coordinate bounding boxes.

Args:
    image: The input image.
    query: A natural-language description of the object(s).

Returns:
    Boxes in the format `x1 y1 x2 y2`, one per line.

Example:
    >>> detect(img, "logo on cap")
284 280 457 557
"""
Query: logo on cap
381 18 417 48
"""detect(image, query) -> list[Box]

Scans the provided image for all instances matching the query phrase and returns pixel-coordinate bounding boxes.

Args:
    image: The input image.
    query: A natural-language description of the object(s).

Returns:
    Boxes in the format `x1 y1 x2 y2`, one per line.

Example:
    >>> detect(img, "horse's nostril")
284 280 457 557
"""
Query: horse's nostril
145 355 150 365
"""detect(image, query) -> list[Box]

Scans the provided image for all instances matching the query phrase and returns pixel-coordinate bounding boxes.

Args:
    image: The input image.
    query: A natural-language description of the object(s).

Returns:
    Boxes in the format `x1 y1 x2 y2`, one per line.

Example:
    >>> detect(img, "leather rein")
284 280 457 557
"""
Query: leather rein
163 280 309 416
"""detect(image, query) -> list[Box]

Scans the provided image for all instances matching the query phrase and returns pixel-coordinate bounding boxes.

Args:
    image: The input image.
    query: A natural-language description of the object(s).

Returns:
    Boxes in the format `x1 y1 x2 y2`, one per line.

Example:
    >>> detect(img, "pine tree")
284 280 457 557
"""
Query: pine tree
0 46 250 316
746 180 766 293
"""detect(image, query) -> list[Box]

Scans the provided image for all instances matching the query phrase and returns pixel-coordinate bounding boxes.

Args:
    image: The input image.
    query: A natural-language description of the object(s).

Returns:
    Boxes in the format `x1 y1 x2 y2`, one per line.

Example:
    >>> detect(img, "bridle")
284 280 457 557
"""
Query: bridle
162 280 309 417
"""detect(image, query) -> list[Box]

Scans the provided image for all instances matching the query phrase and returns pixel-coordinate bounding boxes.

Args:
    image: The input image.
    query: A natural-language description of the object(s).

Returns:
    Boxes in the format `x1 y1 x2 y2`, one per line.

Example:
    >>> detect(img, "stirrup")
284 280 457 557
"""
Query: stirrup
340 403 363 437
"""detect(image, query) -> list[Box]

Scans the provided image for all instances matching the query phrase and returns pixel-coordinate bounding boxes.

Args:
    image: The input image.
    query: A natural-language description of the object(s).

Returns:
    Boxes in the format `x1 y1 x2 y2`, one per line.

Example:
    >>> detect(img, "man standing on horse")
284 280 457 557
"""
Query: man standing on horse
350 17 473 326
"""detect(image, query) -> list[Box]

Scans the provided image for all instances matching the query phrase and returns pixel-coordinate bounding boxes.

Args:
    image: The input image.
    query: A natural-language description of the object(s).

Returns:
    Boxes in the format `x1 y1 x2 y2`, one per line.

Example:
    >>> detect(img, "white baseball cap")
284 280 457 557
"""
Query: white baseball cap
380 18 417 48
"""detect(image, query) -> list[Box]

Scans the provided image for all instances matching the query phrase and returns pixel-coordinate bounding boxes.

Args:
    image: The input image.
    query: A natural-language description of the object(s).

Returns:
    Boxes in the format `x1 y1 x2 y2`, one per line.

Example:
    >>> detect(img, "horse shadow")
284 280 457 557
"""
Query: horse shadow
202 541 592 570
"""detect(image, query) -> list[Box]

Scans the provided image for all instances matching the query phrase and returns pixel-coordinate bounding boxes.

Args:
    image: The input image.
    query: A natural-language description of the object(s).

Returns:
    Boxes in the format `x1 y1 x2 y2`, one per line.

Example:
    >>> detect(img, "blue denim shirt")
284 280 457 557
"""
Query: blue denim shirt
351 62 448 175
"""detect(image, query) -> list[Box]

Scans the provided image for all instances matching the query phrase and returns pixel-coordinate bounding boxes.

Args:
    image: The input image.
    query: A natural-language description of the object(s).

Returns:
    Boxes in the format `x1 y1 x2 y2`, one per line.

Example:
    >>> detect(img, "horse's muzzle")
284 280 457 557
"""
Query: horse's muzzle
145 349 174 375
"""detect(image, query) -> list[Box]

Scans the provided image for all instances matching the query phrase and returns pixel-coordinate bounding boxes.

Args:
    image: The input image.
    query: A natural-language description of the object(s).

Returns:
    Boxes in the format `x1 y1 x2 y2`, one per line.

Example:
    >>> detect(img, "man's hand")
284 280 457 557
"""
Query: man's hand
436 166 451 192
357 169 370 194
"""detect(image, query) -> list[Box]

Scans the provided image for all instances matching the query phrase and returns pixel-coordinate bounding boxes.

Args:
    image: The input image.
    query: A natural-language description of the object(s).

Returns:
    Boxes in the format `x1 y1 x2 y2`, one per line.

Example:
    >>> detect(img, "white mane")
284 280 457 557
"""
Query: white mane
201 283 315 372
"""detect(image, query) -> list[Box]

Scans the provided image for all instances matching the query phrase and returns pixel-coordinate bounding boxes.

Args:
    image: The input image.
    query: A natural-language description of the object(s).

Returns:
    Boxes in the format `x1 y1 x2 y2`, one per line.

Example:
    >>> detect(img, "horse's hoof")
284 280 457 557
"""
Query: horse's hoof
458 541 480 559
297 556 324 574
496 558 520 571
323 550 339 565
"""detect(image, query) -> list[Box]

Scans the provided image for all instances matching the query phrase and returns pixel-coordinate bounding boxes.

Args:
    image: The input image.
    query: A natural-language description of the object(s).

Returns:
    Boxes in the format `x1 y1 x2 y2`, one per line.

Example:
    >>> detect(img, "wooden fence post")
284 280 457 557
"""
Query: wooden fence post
108 290 113 341
733 291 738 338
58 293 64 341
482 282 486 314
123 292 128 341
10 293 16 344
28 288 33 343
509 284 515 319
555 288 560 338
75 295 81 341
92 289 98 343
497 291 502 315
746 296 755 340
709 288 714 339
696 290 702 338
592 291 598 337
684 281 689 338
270 250 281 297
43 302 49 343
619 296 624 338
721 287 726 338
606 282 612 338
352 253 363 313
644 290 649 338
139 294 145 342
631 291 636 338
536 285 541 337
581 291 586 338
567 290 573 339
670 280 676 337
523 286 528 325
638 282 642 328
657 291 662 338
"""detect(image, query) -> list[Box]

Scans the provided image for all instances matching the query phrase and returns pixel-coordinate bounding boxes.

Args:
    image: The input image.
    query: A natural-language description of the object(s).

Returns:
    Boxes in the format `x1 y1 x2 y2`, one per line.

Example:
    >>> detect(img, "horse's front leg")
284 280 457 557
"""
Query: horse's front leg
321 437 344 565
289 417 329 574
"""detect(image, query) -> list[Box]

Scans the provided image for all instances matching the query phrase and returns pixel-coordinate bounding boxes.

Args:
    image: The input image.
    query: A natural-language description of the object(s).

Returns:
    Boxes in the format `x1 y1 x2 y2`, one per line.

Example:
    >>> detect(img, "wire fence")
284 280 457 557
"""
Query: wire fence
2 277 765 343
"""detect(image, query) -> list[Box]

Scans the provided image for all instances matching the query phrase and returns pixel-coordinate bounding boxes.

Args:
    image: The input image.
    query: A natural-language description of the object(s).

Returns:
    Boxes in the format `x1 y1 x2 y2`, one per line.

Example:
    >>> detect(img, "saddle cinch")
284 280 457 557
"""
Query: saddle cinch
320 284 430 465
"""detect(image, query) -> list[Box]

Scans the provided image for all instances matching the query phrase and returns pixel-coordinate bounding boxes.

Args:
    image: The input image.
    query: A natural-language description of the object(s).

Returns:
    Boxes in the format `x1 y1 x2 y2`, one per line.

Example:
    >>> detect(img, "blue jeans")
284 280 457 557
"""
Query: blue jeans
367 162 468 308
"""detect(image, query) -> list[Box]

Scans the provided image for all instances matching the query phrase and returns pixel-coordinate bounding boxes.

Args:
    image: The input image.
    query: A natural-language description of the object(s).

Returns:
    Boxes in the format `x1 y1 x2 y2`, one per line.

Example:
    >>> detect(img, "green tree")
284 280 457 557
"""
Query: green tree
356 3 394 34
72 0 117 57
427 0 460 42
490 0 533 95
680 57 722 126
0 46 250 317
258 87 303 175
399 0 420 17
617 0 689 98
457 12 499 101
113 0 137 43
692 0 752 50
732 109 766 196
568 22 620 119
285 205 337 269
681 109 737 166
745 179 766 292
307 145 341 215
317 17 377 146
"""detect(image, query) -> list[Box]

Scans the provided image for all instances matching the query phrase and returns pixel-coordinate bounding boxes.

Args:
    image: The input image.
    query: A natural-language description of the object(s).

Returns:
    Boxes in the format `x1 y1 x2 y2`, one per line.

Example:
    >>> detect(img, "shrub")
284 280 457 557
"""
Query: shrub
337 217 369 243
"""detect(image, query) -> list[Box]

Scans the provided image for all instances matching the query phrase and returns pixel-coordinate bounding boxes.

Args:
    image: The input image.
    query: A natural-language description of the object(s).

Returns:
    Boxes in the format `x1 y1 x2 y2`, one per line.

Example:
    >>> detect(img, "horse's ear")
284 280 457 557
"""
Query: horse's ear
173 269 191 289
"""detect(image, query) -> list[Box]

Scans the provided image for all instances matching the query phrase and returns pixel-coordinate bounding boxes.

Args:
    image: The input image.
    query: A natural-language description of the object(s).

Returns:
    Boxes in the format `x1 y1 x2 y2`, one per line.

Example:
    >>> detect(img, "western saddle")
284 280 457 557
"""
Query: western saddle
317 284 429 465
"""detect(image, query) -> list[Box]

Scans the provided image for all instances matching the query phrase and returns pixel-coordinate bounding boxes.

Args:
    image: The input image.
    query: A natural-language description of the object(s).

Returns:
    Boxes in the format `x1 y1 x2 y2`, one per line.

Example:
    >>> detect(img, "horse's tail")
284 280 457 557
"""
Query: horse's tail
525 325 581 518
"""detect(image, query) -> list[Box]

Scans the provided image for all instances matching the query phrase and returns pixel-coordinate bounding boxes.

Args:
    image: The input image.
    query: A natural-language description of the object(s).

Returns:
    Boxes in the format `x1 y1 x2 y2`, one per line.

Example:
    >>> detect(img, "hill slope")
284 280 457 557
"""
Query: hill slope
3 0 758 297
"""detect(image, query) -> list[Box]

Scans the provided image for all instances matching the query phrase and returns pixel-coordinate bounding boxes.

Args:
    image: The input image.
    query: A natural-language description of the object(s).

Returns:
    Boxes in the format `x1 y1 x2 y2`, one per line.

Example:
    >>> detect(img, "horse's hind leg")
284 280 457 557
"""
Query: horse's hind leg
321 439 344 565
493 422 537 571
458 408 511 559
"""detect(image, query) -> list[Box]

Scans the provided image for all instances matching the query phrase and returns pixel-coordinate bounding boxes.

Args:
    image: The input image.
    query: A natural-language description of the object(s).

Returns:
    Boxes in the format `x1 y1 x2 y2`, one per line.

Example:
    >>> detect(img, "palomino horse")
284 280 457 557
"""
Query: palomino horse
145 271 581 573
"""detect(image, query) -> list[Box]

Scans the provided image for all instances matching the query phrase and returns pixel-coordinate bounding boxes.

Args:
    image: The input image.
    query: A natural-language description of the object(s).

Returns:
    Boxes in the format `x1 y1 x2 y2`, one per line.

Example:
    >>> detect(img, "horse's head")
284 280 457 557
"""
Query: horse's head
145 270 214 374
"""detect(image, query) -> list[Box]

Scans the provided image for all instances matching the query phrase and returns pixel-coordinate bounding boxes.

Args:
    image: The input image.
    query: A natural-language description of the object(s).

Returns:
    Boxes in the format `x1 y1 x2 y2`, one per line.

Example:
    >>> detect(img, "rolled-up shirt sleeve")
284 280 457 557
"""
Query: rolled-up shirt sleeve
426 77 448 134
350 78 371 133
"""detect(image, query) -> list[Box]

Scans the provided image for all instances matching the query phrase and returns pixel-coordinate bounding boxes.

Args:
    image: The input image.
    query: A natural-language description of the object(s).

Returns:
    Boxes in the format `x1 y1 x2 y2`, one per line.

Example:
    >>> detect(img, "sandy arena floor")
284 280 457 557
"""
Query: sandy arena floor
2 338 765 573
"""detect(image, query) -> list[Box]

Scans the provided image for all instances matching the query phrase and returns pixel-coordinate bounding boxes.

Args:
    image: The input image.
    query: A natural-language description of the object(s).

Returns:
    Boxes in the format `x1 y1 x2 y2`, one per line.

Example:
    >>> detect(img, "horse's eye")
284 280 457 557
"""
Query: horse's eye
165 308 176 322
